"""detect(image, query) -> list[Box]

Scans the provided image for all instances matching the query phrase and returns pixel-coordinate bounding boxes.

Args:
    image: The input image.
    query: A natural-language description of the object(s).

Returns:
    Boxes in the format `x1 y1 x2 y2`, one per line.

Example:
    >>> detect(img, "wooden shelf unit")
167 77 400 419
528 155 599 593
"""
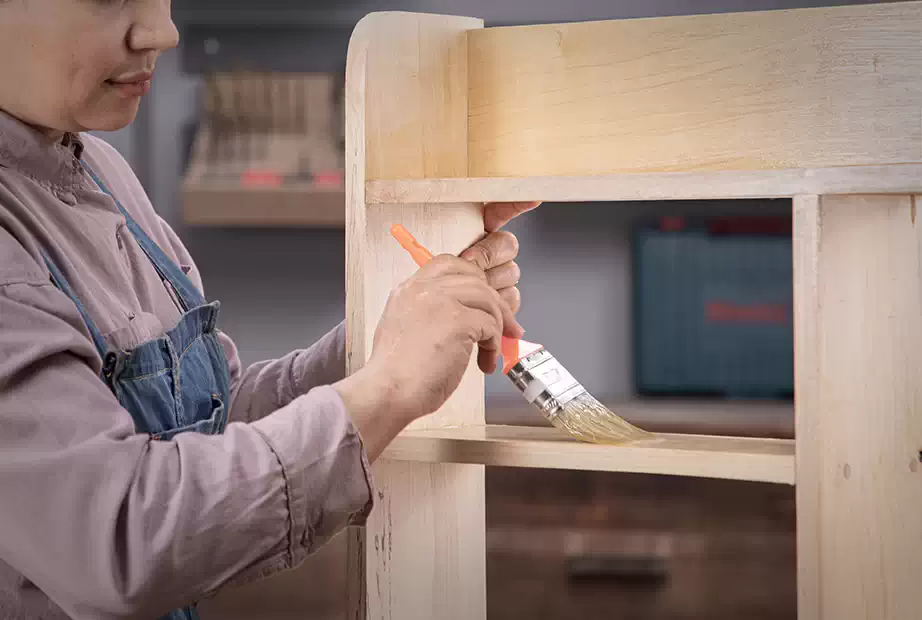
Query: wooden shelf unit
343 4 922 620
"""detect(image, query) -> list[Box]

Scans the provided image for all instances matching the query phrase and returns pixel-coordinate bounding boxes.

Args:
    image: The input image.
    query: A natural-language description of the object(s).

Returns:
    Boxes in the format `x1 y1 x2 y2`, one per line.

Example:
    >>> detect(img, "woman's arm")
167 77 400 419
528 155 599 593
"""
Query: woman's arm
0 206 520 618
0 237 373 619
222 321 348 424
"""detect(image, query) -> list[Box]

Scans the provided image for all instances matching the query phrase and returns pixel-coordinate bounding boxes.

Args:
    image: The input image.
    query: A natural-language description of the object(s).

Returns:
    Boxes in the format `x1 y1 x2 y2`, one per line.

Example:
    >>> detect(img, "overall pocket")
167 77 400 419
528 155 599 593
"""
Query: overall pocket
152 394 225 441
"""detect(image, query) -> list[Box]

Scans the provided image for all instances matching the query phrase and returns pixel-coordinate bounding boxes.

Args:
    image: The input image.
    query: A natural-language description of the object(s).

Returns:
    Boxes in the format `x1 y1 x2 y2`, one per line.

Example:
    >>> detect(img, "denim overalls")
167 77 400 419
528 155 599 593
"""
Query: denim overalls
43 164 231 620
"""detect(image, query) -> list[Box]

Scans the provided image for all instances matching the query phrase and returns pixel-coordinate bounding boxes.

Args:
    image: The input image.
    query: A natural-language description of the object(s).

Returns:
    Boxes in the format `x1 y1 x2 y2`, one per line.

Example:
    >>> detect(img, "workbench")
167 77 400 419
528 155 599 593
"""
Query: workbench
341 4 922 618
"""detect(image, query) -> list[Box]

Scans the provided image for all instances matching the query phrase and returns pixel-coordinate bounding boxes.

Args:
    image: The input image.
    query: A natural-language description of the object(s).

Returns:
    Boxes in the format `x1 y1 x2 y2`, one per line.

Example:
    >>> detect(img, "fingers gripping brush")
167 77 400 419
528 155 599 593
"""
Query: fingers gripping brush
390 224 654 445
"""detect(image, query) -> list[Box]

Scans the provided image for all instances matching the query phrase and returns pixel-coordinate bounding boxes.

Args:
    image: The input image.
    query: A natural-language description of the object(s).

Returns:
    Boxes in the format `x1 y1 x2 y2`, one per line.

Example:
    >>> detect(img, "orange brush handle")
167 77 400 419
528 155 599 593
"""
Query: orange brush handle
390 224 434 266
390 224 522 374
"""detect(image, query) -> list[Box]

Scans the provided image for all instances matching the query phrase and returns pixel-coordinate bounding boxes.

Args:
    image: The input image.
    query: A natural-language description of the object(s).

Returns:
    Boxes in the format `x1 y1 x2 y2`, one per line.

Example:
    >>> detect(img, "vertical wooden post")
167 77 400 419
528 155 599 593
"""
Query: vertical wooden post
344 12 487 620
794 194 922 619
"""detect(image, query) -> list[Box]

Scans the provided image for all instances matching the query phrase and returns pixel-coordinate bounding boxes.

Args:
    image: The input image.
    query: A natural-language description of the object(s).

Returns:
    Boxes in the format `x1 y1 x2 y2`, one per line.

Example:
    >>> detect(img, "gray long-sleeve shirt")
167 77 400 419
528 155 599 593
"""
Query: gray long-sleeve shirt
0 110 374 619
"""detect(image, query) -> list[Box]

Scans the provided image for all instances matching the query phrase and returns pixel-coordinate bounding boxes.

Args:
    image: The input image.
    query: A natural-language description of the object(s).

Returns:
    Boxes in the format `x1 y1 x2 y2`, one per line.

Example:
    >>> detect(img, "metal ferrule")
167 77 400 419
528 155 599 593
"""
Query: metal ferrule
506 349 586 422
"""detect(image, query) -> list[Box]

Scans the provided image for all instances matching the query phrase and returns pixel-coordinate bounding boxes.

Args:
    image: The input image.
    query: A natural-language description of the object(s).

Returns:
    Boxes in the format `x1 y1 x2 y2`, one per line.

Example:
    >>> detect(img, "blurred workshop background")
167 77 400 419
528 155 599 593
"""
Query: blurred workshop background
91 0 889 618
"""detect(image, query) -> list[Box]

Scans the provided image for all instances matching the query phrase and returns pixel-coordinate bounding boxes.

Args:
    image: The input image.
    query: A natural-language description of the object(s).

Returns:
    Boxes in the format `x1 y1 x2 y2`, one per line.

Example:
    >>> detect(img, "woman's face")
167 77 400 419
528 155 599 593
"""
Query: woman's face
0 0 178 135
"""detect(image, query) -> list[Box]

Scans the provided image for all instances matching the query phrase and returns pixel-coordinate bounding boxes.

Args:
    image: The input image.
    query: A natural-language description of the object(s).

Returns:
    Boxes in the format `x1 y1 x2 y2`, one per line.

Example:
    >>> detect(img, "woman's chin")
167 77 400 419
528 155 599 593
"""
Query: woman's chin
75 100 141 133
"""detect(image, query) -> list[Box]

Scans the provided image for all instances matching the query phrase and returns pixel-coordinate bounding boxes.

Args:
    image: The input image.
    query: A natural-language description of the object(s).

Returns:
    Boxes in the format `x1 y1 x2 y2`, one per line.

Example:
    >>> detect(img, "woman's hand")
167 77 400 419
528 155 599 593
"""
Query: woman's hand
334 201 540 460
462 201 541 321
367 251 524 418
334 252 521 459
482 201 541 234
461 231 523 324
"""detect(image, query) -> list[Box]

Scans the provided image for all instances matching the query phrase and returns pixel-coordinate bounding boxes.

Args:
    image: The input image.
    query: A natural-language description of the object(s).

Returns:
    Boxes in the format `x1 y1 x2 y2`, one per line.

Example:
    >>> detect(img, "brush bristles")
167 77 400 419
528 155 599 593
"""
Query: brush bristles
550 392 654 444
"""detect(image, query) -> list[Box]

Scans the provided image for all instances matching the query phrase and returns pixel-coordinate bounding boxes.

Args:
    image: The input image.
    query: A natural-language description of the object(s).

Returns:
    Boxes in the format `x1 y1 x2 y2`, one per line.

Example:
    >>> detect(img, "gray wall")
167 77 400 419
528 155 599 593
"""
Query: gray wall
95 0 876 407
171 0 886 25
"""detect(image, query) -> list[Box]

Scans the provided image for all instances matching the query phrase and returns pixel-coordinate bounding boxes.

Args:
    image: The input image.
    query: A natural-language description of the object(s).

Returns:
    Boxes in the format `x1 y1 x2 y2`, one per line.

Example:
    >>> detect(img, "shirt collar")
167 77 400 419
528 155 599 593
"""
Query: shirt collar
0 108 85 190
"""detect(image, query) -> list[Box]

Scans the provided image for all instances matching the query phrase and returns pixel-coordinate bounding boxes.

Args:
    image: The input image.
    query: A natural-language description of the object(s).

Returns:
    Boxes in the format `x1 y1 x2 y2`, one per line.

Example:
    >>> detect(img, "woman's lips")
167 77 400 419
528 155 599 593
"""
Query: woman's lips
106 72 153 98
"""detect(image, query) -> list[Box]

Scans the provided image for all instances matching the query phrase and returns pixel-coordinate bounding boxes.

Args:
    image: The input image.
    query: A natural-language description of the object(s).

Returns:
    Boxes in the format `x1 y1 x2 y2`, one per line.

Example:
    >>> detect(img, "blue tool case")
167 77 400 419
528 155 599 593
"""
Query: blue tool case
632 216 794 398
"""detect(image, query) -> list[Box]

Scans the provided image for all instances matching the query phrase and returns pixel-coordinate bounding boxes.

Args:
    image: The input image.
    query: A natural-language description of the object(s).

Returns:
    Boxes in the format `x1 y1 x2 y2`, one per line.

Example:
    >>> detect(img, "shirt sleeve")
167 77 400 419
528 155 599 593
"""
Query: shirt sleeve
224 321 348 424
0 246 374 619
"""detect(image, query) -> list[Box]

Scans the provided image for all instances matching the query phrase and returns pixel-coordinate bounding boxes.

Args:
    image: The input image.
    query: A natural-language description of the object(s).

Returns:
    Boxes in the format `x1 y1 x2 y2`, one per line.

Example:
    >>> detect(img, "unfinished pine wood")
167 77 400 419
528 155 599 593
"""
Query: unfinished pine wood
344 12 487 620
381 425 795 484
366 164 922 204
793 194 922 620
467 2 922 178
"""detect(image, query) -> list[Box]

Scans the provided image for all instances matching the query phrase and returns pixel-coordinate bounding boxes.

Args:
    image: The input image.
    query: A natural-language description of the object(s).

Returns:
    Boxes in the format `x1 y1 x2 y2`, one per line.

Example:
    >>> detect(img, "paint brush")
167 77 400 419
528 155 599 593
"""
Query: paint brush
390 224 654 445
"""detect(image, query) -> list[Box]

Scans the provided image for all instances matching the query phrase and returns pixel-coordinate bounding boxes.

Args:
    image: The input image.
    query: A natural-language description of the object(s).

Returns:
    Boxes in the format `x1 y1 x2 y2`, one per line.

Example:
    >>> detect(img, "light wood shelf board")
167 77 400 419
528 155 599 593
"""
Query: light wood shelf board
382 424 795 485
365 164 922 204
181 182 345 227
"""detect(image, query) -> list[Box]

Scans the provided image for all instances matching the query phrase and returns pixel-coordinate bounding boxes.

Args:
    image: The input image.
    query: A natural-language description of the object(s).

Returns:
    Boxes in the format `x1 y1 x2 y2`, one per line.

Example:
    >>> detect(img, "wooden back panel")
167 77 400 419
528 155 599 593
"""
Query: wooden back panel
467 2 922 177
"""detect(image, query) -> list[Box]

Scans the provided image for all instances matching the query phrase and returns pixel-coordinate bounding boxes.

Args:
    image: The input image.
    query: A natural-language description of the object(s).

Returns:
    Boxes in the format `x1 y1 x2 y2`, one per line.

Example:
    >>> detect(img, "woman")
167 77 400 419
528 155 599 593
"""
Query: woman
0 2 537 619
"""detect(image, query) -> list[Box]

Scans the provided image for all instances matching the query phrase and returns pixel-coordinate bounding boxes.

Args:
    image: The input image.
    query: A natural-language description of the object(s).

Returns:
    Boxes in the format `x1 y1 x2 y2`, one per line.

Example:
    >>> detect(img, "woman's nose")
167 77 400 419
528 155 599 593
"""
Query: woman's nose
128 1 180 53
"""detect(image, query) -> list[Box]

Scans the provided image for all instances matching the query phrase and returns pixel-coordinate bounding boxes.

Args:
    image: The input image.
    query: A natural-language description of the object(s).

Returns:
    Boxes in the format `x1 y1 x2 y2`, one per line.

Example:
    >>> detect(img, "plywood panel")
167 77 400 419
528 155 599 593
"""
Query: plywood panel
793 194 922 620
468 2 922 178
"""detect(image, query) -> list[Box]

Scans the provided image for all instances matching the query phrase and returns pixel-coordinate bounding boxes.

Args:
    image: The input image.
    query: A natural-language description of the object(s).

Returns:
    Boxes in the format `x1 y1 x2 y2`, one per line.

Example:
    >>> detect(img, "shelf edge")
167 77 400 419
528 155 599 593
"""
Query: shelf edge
381 425 796 485
366 163 922 204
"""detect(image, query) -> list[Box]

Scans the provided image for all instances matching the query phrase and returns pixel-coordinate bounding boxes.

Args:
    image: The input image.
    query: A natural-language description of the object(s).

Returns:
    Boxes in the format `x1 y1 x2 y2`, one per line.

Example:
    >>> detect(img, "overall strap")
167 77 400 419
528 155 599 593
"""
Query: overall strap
42 251 110 361
80 164 207 312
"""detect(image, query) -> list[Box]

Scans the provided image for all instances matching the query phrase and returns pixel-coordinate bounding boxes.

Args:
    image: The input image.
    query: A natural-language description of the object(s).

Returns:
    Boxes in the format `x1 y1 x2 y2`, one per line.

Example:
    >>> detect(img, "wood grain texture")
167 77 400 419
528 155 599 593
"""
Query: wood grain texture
467 2 922 178
344 12 487 620
364 13 475 180
381 425 795 484
794 194 922 620
365 164 922 204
